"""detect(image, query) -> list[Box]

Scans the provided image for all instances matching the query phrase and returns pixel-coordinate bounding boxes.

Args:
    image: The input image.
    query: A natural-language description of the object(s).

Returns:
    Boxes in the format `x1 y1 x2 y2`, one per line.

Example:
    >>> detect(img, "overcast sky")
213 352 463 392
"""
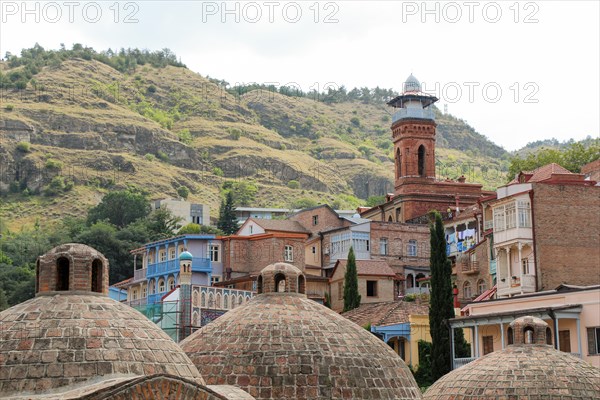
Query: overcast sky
2 1 598 151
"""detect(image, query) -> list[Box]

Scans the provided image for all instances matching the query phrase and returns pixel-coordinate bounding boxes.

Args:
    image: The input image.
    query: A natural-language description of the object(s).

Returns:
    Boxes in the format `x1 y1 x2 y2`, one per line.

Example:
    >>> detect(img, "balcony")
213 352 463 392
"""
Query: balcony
484 220 493 231
133 268 146 283
489 260 497 275
453 357 476 370
146 257 211 278
497 274 536 297
461 261 479 275
392 107 435 123
406 286 430 295
494 226 533 245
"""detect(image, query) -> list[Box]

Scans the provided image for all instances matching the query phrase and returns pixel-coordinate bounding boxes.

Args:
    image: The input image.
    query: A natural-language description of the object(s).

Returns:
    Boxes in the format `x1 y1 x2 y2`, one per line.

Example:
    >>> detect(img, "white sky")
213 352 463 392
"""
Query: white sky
2 0 599 151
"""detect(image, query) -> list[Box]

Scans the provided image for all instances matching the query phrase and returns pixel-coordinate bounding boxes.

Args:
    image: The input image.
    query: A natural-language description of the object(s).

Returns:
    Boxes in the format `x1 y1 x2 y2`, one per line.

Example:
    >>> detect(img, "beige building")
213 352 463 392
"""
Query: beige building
152 198 210 225
450 284 600 369
329 259 396 312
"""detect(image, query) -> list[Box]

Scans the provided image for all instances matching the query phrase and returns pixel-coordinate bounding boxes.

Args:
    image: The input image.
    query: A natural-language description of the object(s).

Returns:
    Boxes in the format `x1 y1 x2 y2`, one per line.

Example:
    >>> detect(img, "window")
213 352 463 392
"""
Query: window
312 215 319 225
168 277 175 291
158 279 165 293
483 336 494 355
559 330 571 352
418 145 426 176
312 246 317 254
284 245 293 262
91 259 103 293
407 240 417 257
169 248 176 260
505 202 516 229
367 281 378 297
587 327 600 355
159 251 167 262
210 245 219 262
493 207 505 231
518 201 531 227
142 286 147 298
463 281 472 299
380 238 388 255
56 257 70 291
352 232 370 253
132 289 138 300
211 275 221 285
477 279 486 295
338 281 343 300
522 258 530 275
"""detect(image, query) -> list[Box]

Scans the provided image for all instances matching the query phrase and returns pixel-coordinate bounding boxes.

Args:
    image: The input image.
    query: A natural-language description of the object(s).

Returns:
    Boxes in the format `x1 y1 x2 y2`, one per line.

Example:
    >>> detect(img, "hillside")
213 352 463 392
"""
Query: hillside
0 46 511 231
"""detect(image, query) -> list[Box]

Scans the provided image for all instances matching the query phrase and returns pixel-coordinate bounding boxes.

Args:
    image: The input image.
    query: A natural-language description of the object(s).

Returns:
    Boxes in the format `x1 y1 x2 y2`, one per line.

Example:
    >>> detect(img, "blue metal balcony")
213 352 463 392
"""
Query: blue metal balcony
146 257 211 278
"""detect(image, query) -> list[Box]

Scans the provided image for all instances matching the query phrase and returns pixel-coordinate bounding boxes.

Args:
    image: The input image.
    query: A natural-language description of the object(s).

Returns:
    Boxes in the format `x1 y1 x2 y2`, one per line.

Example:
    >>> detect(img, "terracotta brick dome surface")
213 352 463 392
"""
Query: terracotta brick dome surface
424 316 600 400
0 292 203 397
181 292 421 399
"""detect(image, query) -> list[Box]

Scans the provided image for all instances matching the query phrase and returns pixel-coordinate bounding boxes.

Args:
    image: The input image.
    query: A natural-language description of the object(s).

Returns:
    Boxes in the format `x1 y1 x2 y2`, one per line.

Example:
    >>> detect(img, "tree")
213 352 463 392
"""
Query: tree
226 181 258 207
179 223 223 235
87 189 150 228
217 192 239 235
343 246 361 312
428 211 454 381
176 185 190 200
0 288 8 311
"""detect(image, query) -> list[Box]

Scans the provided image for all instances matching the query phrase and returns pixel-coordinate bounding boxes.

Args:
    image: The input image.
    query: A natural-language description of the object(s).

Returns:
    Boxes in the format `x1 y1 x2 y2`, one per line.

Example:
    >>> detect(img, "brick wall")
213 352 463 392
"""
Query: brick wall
370 222 430 275
532 183 600 290
453 236 492 304
288 205 347 236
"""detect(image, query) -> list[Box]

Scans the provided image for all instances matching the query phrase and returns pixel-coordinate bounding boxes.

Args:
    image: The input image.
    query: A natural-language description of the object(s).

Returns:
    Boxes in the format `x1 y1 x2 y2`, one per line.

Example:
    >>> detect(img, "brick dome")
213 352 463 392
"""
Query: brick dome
423 316 600 400
181 263 421 400
0 243 204 397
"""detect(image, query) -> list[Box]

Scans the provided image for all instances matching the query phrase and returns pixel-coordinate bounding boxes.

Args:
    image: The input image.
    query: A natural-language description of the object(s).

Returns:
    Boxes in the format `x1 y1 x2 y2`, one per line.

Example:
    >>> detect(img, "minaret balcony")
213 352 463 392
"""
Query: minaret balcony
392 108 435 123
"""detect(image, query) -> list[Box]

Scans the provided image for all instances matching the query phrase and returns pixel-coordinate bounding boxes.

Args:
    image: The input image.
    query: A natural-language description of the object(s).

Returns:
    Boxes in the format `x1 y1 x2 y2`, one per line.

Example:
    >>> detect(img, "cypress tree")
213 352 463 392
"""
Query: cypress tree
217 192 239 235
343 246 361 312
428 211 454 381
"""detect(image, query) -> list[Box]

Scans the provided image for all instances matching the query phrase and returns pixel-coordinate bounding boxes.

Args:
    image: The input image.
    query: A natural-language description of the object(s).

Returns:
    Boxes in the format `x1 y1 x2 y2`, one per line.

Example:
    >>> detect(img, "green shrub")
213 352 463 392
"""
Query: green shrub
44 158 63 171
229 128 241 140
5 104 15 111
287 180 300 189
16 142 30 152
147 84 157 93
176 185 189 200
350 116 361 127
212 167 224 177
144 153 156 161
177 129 192 144
156 151 169 162
44 176 73 196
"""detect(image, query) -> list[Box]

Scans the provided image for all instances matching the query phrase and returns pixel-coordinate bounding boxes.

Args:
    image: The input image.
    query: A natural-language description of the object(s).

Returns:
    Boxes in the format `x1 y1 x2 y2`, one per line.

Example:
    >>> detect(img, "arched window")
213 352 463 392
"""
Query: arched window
388 215 393 222
257 276 263 294
298 275 306 294
216 293 222 309
396 148 402 178
223 294 228 309
524 327 534 344
201 291 206 308
167 276 175 291
406 274 414 289
192 290 199 307
463 281 472 299
56 257 70 291
418 145 426 177
238 294 243 305
35 260 40 293
546 327 553 345
507 327 514 345
91 259 103 293
274 273 286 293
245 295 251 303
192 311 199 327
208 292 215 308
158 278 165 293
477 279 487 295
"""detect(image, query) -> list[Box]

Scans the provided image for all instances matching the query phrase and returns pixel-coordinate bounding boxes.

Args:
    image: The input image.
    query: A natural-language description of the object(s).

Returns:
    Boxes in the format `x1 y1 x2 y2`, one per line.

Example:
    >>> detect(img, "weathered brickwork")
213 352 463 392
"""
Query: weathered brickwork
182 264 422 400
532 184 600 290
453 237 493 304
370 222 430 274
424 317 600 399
288 205 348 237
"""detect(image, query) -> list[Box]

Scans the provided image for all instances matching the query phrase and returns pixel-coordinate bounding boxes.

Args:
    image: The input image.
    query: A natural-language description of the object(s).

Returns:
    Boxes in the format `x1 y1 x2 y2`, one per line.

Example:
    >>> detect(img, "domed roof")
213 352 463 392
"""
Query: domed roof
179 250 193 260
181 263 421 400
0 244 204 397
403 73 421 93
423 316 600 400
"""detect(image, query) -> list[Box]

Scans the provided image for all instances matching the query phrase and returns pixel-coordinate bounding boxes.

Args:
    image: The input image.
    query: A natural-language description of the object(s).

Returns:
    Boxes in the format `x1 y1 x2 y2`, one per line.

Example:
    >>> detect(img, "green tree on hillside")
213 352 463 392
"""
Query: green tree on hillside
217 192 239 235
343 247 361 312
428 211 454 381
179 223 223 235
87 189 150 228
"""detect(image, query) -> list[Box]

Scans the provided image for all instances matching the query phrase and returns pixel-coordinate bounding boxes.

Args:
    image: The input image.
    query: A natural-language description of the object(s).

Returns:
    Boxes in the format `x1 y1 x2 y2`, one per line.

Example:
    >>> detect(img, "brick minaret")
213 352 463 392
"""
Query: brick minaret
382 74 485 222
178 250 193 341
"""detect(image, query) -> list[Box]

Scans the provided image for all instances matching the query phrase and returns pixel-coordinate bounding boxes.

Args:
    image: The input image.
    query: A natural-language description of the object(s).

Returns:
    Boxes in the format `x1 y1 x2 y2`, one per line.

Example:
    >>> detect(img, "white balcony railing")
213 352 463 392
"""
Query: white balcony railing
453 357 477 369
133 268 146 282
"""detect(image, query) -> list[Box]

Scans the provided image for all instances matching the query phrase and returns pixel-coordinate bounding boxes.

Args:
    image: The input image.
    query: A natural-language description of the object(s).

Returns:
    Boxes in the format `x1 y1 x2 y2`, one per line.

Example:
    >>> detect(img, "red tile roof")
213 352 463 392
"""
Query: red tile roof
342 301 429 327
251 218 310 233
335 259 396 277
508 163 574 184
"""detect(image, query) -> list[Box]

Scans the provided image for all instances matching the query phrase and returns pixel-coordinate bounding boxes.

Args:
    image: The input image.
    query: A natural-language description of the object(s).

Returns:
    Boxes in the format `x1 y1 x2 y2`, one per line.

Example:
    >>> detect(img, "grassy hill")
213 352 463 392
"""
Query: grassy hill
0 46 512 231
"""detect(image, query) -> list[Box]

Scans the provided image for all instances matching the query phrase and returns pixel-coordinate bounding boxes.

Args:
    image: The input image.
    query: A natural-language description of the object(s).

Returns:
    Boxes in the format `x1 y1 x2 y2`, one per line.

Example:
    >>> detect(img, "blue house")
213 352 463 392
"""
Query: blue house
123 234 223 306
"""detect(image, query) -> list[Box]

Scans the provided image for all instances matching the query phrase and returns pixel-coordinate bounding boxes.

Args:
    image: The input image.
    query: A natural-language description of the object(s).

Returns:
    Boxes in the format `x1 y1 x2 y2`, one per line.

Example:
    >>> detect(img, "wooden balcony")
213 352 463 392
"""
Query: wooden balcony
461 261 479 275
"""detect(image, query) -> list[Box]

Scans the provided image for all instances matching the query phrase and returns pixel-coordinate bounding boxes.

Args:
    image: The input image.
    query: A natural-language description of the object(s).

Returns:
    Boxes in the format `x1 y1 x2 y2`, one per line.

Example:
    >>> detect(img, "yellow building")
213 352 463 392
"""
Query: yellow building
342 300 431 368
